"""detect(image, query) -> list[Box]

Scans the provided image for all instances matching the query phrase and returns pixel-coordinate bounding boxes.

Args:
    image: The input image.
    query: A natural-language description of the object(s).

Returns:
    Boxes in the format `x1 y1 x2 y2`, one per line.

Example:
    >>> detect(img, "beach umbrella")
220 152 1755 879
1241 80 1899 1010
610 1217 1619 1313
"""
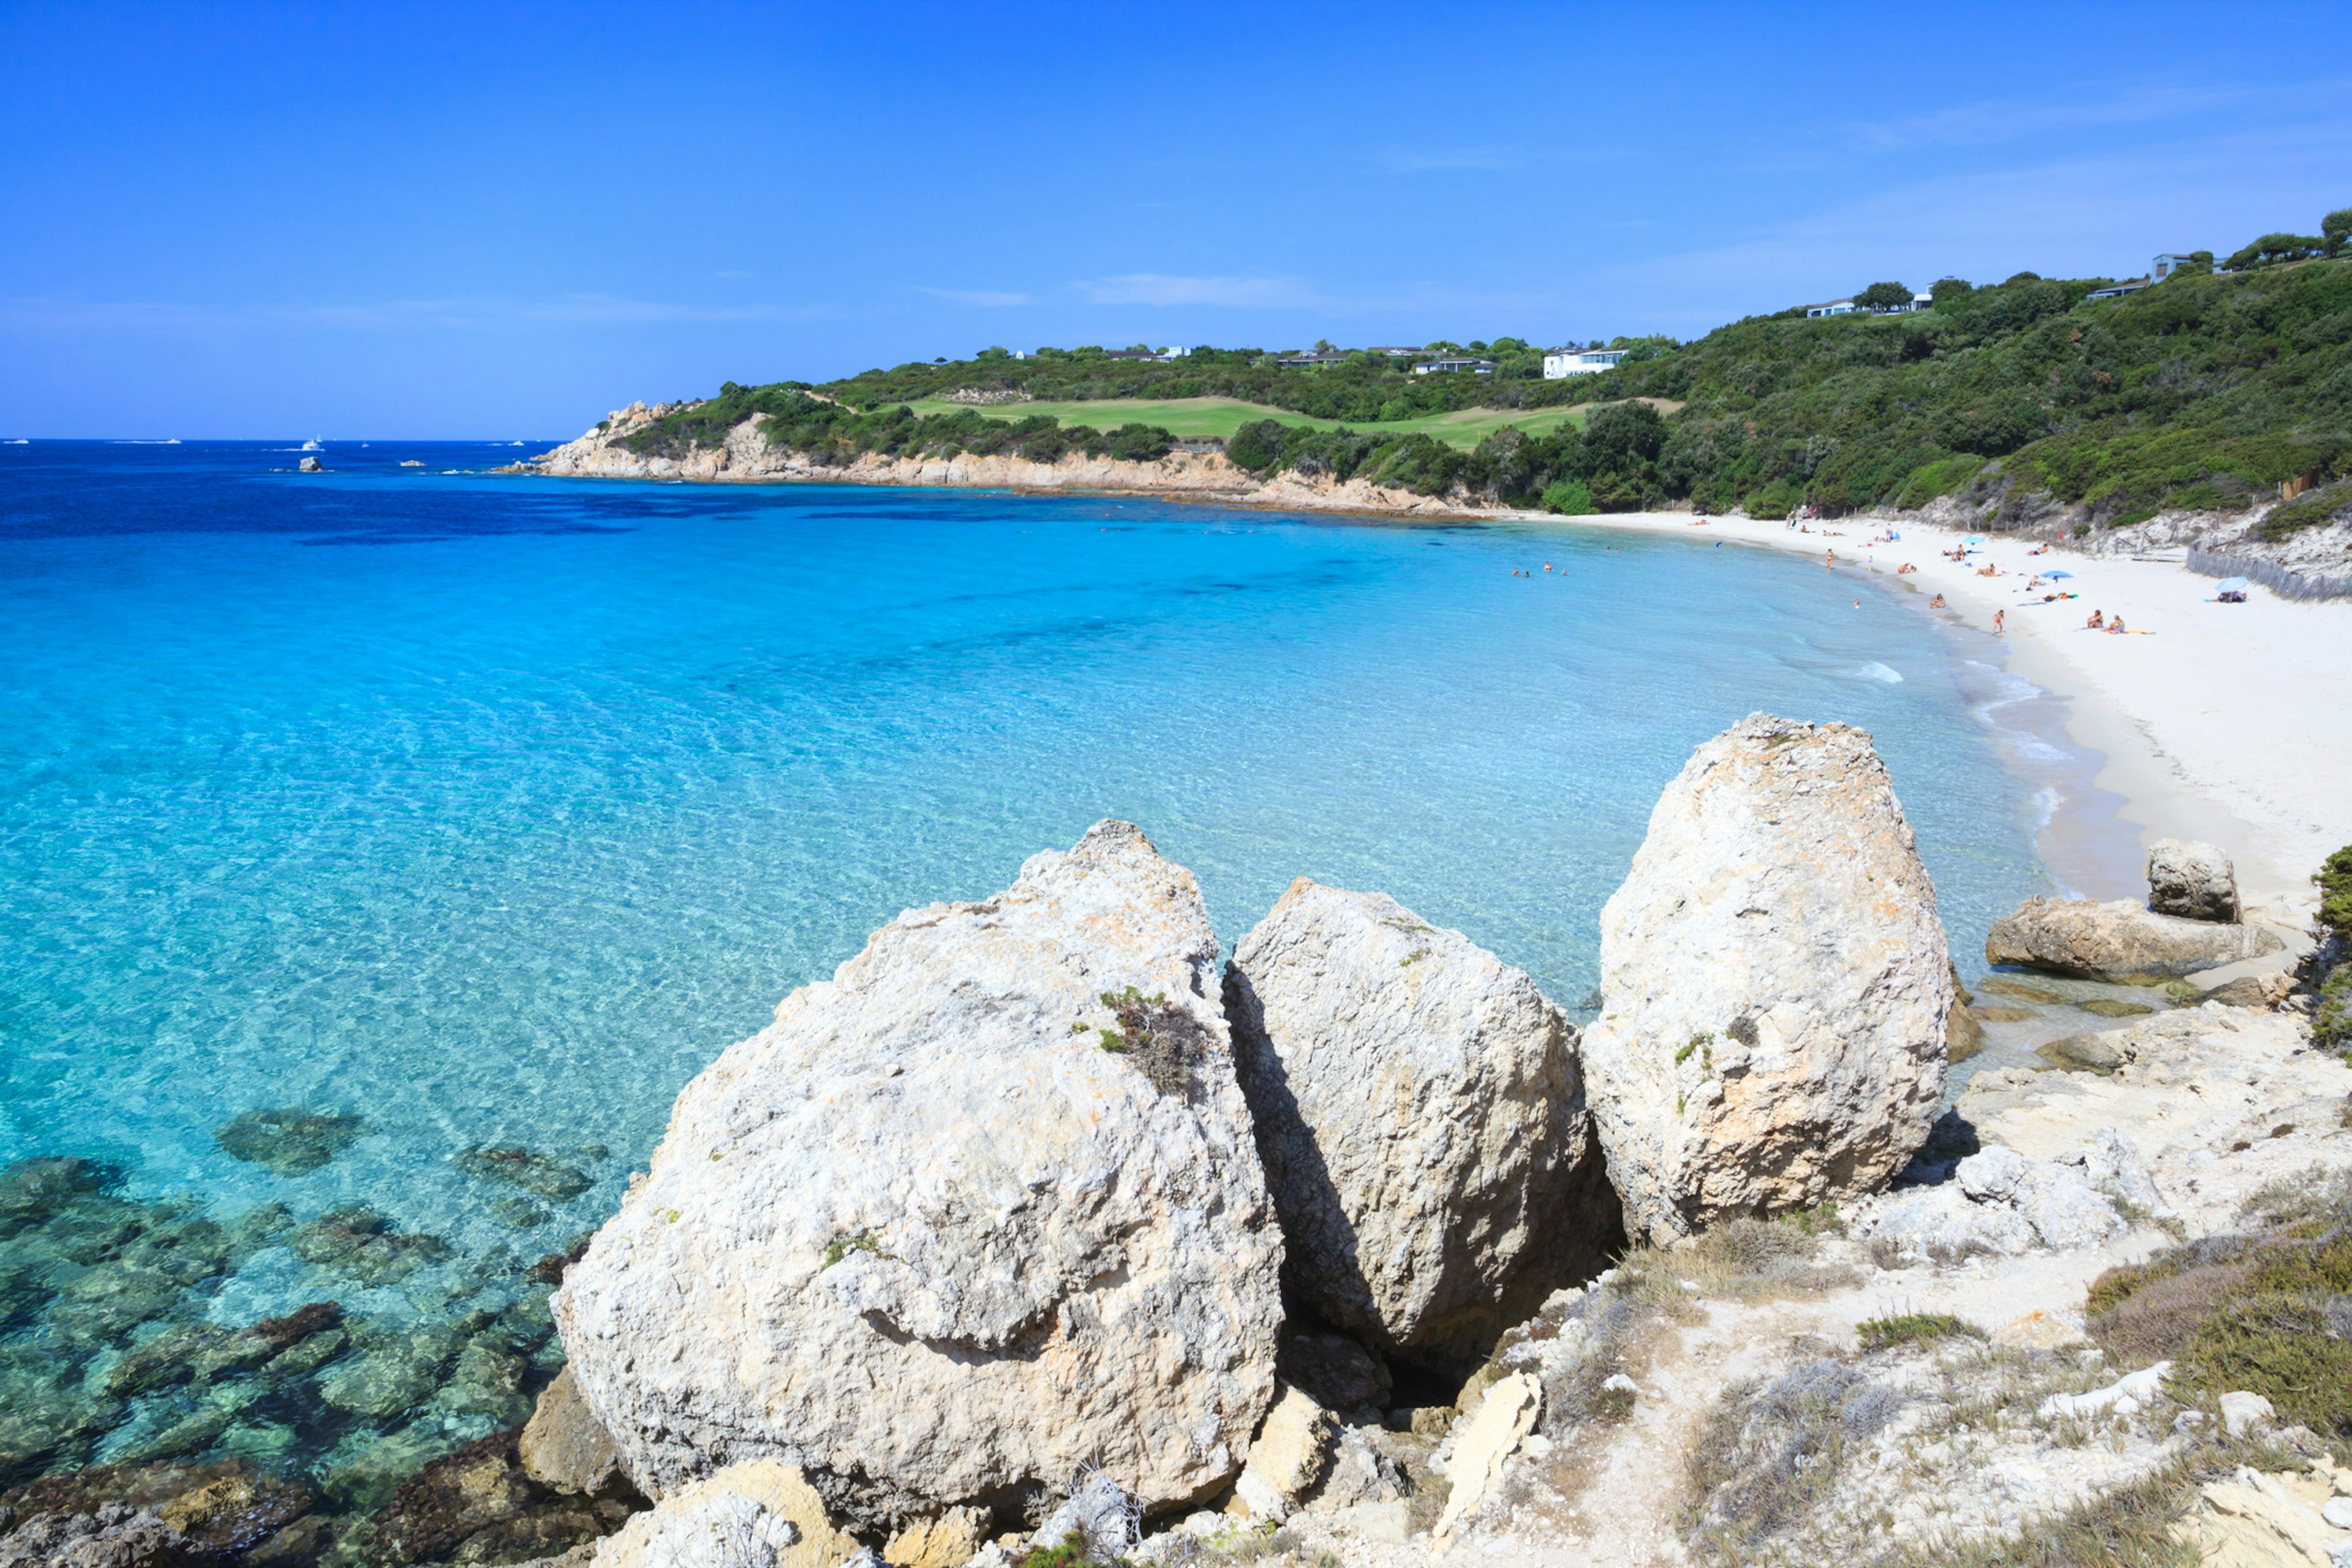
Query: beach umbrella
1964 535 1987 545
2217 576 2250 594
2044 570 2072 578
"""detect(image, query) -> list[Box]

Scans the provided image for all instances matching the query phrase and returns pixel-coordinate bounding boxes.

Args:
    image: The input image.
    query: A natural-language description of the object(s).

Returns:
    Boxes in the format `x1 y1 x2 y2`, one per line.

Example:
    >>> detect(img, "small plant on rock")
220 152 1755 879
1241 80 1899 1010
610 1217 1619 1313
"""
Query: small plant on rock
1095 986 1212 1098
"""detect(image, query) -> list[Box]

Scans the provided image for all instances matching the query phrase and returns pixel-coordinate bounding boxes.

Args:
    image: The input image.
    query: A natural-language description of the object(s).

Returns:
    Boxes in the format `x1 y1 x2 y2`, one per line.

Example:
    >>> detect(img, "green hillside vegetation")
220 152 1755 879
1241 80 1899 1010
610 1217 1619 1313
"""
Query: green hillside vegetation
614 205 2352 526
1543 206 2352 527
900 396 1594 447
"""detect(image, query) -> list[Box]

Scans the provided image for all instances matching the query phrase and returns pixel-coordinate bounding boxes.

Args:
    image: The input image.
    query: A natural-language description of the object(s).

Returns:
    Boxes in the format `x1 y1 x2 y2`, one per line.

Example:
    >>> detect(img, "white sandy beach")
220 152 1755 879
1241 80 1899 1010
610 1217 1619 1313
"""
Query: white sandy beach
1535 509 2352 916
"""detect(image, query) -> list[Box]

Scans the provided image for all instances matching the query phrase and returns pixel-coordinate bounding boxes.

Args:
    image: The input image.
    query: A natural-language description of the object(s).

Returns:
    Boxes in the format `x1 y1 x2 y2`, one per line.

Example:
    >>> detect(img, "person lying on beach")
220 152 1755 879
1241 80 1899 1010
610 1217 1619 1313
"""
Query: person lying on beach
1977 564 1999 577
1928 594 1947 608
2087 609 2104 628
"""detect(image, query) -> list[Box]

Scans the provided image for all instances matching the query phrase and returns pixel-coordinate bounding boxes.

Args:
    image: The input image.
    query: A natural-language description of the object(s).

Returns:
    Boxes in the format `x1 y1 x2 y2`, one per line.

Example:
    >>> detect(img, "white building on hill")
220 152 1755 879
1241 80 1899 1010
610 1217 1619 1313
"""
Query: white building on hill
1542 347 1627 378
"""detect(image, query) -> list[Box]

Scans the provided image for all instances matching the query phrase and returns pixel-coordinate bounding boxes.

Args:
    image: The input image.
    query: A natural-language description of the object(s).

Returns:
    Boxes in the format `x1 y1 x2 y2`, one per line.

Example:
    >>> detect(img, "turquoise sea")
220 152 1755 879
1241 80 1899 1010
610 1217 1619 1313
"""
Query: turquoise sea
0 440 2057 1505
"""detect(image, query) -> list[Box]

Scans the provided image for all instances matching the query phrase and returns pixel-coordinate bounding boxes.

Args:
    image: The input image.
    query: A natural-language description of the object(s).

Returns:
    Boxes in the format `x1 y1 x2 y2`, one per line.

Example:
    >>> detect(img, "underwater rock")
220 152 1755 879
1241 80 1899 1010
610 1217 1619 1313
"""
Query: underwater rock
2079 998 2155 1018
214 1109 364 1177
319 1420 464 1515
361 1427 630 1566
453 1147 592 1202
287 1206 449 1286
318 1321 463 1419
0 1156 119 1230
0 1457 312 1561
0 1347 127 1484
0 1504 180 1567
430 1336 534 1429
491 1197 551 1229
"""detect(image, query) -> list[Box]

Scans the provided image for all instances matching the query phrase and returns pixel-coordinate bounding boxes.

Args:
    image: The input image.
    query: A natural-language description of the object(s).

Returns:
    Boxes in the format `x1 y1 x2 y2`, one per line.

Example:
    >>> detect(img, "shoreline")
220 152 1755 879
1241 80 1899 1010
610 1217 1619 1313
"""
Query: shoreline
511 434 2346 924
1518 507 2351 919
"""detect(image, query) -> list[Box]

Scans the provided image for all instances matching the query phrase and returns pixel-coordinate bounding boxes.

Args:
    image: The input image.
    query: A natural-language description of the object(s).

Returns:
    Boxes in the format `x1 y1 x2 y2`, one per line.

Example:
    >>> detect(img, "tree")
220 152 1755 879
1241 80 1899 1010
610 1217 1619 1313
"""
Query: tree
2225 233 2330 270
1314 339 1336 353
2325 209 2352 255
1856 281 1913 311
1929 277 1974 309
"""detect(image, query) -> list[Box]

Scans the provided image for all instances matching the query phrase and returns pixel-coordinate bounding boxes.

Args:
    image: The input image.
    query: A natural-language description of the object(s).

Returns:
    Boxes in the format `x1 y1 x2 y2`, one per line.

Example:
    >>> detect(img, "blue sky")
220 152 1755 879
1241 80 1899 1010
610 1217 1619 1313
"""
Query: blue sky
6 1 2350 438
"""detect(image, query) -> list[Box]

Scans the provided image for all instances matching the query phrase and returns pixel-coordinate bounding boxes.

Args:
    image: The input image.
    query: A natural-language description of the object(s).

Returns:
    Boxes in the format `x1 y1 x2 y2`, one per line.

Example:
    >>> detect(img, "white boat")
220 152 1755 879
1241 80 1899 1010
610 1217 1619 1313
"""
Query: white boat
300 439 323 451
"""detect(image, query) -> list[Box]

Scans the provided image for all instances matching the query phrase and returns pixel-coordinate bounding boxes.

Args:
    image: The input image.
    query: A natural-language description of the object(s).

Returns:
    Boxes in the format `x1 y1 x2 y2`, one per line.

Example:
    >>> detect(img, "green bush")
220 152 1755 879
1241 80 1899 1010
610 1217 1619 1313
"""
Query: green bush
1542 478 1596 515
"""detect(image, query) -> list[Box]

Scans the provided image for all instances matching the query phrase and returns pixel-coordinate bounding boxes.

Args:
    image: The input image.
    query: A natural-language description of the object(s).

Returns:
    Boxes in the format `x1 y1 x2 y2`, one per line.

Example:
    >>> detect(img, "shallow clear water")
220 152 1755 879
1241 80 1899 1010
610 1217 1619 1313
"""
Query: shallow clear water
0 439 2057 1490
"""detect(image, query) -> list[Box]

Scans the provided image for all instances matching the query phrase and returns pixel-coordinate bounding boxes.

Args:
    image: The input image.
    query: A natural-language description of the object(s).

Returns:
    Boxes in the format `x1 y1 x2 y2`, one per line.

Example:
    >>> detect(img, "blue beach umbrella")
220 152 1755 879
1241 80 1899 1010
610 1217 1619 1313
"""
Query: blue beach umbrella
2044 570 2073 578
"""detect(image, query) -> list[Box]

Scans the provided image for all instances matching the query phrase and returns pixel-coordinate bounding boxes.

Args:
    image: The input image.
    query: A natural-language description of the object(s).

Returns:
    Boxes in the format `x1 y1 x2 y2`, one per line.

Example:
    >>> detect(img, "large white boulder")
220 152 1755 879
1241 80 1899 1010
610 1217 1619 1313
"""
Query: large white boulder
553 821 1282 1532
1580 715 1952 1245
1224 881 1612 1365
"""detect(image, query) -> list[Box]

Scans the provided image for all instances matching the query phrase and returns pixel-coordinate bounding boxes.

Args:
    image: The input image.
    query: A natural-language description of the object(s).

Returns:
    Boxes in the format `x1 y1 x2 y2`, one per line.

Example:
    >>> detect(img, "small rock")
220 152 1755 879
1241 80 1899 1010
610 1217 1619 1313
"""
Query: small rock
880 1505 987 1568
2323 1497 2352 1529
298 456 322 472
592 1459 860 1568
2037 1035 2124 1075
1232 1385 1332 1523
1969 1006 2040 1023
2038 1361 2169 1419
1433 1373 1541 1539
2203 973 2295 1011
1030 1470 1139 1561
519 1368 625 1499
1980 978 2067 1004
2079 998 2155 1018
2220 1390 2277 1436
1992 1310 2089 1351
2147 839 2241 924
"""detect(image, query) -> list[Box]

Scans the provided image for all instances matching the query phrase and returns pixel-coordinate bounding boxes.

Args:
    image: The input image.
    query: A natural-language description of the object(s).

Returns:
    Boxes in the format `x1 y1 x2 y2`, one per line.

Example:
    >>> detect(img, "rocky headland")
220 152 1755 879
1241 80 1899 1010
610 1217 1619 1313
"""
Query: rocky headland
7 716 2350 1568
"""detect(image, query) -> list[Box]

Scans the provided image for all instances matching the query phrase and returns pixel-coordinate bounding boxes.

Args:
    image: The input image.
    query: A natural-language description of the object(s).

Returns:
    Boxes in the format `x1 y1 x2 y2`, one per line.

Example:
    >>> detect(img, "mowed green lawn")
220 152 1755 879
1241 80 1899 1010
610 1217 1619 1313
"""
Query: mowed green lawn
899 396 1644 449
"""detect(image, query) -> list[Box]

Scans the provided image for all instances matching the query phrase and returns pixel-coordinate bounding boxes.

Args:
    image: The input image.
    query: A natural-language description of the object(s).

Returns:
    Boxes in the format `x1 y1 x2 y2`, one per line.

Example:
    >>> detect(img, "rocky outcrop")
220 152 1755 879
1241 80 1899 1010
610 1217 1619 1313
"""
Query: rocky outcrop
2146 838 2240 923
515 407 1486 516
1578 715 1952 1245
552 821 1282 1533
1985 895 2282 979
1225 880 1612 1366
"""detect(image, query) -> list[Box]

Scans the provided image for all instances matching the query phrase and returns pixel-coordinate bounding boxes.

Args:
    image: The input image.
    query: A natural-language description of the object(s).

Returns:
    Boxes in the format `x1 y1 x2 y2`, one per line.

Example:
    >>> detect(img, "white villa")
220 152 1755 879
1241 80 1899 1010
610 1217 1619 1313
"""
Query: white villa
1542 346 1627 379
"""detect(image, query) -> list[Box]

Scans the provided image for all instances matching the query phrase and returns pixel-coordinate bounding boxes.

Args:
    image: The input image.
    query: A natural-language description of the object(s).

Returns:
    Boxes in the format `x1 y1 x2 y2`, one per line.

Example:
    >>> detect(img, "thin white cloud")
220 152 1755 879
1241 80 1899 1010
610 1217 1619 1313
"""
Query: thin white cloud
1378 145 1526 173
916 287 1035 307
1072 274 1319 307
1847 80 2261 152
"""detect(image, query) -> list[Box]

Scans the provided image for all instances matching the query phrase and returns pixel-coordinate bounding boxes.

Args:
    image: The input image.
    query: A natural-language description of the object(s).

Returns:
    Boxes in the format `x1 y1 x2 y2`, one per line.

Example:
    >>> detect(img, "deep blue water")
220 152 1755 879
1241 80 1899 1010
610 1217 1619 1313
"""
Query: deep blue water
0 438 2055 1490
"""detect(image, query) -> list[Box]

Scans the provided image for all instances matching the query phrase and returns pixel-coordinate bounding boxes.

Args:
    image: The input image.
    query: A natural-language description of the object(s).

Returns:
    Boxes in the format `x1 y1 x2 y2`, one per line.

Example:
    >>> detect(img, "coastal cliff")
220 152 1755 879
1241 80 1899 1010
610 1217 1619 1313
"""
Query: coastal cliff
517 403 1482 517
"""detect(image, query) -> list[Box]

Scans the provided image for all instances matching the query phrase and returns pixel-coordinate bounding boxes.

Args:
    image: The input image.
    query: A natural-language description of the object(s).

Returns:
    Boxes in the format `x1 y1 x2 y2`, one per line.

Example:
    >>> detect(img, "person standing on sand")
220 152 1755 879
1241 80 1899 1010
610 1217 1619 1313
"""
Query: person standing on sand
1993 609 2005 634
